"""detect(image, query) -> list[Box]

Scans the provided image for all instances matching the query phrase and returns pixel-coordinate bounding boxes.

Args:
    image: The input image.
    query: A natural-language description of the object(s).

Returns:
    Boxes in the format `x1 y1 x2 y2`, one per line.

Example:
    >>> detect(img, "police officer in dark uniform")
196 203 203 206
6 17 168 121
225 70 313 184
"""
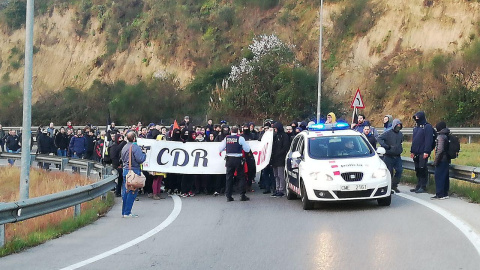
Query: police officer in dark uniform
219 126 252 202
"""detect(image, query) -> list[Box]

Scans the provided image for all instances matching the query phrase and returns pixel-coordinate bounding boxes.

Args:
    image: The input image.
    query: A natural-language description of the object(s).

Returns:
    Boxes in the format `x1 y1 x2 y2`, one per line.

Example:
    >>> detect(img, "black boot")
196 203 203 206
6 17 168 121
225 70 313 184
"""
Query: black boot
240 195 250 201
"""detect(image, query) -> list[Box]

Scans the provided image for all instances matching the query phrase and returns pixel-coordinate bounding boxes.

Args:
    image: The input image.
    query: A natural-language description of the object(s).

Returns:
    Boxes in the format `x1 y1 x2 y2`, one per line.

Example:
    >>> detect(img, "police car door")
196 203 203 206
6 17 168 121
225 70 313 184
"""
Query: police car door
286 135 304 190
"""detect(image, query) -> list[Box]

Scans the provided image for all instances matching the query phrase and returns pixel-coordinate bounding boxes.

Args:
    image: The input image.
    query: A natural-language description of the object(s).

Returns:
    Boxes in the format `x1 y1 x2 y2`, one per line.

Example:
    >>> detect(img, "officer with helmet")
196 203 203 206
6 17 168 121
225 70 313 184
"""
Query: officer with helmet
219 126 252 202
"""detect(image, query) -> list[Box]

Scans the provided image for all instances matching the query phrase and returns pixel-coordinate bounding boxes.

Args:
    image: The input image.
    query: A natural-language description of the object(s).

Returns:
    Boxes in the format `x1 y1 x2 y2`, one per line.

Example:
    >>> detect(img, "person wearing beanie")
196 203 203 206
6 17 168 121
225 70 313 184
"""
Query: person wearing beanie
431 121 451 200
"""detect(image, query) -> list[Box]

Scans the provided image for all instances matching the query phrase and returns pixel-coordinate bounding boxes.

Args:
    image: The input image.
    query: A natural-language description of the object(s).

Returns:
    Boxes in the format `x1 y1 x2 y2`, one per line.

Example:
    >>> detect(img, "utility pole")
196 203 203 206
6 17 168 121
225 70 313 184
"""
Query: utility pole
316 0 324 124
19 0 35 200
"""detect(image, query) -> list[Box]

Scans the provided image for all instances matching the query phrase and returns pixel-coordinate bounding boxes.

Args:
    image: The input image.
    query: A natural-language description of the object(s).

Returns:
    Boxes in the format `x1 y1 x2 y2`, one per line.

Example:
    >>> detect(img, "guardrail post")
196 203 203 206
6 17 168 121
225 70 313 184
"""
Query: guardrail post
86 162 94 178
29 154 36 166
0 224 5 248
469 136 471 144
74 204 81 218
101 167 113 199
73 185 81 218
61 158 69 172
105 167 112 178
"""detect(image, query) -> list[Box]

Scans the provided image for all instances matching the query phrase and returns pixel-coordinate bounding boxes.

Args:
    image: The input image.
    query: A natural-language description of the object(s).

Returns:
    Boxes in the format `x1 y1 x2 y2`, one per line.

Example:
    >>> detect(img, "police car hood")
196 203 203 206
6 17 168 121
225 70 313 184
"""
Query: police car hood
315 156 386 174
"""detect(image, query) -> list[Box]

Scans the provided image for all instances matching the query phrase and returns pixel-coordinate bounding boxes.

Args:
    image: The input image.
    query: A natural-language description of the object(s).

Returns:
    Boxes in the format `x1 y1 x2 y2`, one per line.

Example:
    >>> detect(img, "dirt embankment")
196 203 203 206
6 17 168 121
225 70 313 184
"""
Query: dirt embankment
0 0 479 115
325 0 480 122
0 9 192 99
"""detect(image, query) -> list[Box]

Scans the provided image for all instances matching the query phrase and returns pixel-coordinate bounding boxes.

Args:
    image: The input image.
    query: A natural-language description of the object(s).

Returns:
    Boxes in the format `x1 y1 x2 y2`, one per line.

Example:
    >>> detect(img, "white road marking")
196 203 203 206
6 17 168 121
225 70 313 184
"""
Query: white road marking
59 195 182 270
398 193 480 256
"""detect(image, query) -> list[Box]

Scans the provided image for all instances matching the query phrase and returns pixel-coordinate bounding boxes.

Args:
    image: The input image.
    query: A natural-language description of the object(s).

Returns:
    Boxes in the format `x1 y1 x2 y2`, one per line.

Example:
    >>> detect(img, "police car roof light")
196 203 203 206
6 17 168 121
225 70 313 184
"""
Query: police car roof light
308 122 349 131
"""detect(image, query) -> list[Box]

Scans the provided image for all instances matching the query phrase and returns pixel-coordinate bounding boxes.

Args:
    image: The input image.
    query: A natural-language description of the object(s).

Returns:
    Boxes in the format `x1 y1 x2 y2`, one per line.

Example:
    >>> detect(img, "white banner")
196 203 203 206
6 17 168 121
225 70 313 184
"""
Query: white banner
137 131 273 174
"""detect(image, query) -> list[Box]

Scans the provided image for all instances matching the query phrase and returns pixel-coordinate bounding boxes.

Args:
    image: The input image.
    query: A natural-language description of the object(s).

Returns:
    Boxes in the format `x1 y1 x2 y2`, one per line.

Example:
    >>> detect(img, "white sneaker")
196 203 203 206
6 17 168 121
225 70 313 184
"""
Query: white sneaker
213 191 219 196
123 214 139 218
439 196 449 200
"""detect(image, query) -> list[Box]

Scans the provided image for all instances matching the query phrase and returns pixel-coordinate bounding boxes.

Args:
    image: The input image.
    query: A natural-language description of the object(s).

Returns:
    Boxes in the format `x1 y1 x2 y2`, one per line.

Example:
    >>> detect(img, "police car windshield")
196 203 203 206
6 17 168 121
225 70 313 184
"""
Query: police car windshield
308 135 374 159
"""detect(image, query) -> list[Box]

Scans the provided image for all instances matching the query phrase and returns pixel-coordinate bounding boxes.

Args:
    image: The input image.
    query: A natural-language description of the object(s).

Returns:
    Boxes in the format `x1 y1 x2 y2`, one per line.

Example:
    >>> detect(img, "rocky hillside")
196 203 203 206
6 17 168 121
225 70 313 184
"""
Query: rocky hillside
1 0 480 125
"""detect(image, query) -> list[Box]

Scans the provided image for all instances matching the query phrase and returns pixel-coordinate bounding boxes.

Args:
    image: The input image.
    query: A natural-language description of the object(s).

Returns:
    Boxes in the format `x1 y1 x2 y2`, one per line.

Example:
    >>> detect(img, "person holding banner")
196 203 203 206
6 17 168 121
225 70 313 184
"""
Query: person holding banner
219 126 252 202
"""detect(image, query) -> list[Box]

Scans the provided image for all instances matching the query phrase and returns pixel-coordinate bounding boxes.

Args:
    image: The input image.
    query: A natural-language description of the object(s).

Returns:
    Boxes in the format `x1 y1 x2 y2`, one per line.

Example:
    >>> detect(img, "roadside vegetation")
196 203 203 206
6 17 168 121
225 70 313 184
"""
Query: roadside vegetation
0 167 114 257
1 0 480 127
372 31 480 126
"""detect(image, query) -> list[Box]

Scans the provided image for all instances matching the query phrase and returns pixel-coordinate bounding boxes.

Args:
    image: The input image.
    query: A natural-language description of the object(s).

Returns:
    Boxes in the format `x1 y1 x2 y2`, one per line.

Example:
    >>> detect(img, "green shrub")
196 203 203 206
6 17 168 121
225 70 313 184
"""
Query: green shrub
3 0 26 30
10 61 20 70
217 5 235 30
278 10 291 26
235 0 279 10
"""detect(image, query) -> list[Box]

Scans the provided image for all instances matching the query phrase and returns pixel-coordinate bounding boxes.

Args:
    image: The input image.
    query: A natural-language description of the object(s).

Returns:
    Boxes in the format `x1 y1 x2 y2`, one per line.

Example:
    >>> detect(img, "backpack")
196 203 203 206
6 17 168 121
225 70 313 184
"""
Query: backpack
447 134 460 159
103 145 112 164
421 123 436 150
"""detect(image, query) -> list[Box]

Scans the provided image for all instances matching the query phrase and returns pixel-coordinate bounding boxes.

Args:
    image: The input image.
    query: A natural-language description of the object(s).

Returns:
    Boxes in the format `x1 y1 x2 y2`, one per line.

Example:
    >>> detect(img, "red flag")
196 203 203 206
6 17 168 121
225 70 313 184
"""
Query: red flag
173 120 180 130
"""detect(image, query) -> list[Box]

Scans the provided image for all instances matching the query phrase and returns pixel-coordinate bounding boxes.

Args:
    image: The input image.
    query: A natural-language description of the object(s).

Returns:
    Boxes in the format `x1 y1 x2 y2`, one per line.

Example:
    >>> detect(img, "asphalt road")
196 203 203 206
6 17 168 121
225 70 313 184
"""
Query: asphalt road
1 184 480 270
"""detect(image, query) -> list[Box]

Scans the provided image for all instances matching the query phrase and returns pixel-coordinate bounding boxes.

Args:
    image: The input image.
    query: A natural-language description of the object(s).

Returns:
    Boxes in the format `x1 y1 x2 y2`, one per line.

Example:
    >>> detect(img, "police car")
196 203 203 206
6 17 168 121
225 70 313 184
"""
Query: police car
285 122 391 210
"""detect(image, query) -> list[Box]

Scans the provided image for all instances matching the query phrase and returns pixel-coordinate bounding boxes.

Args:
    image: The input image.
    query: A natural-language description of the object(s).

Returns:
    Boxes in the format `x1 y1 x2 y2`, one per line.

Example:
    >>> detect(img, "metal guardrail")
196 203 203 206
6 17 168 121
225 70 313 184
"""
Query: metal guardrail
401 157 480 183
0 153 116 248
3 126 480 135
378 127 480 136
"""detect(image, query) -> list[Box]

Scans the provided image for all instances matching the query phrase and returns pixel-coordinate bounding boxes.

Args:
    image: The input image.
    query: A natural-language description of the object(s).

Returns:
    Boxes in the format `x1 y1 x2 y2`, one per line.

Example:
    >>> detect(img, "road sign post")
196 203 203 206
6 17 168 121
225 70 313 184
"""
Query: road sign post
350 88 365 109
350 88 365 125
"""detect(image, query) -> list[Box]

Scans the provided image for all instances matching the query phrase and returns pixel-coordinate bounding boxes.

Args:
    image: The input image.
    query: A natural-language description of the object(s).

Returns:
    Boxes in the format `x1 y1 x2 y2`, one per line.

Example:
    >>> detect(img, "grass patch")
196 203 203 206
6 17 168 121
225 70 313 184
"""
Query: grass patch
401 171 480 203
0 193 114 257
0 167 115 256
401 142 480 167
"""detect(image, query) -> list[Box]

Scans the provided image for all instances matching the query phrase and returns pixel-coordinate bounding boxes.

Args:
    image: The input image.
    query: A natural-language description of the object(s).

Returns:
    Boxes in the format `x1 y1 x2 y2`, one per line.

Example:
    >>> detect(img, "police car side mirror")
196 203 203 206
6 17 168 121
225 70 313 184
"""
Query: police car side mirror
292 151 302 160
376 147 386 156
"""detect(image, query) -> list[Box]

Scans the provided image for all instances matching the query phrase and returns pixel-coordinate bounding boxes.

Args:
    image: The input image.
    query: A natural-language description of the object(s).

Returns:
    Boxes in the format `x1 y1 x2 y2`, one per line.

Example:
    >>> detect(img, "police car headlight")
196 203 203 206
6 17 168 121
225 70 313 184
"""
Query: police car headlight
309 172 333 181
372 168 388 179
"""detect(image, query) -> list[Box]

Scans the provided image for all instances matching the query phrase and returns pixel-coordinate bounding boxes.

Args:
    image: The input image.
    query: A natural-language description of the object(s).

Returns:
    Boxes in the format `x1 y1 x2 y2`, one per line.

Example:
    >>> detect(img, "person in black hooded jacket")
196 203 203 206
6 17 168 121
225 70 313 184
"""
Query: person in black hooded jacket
241 123 254 141
110 133 127 197
410 111 434 193
37 130 56 170
180 128 195 197
165 128 182 195
214 125 230 142
271 122 290 197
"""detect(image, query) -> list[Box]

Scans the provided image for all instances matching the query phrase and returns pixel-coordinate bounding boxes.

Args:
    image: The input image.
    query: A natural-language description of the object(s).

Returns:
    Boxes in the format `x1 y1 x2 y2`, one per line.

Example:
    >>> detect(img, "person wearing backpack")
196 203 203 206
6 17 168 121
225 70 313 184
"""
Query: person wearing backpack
410 111 434 193
432 122 451 200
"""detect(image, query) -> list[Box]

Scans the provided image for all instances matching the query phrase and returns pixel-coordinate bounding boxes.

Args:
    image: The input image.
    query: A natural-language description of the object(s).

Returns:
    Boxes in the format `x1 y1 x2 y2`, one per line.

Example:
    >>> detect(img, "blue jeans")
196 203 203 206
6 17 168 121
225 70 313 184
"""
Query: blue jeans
435 161 449 197
122 168 140 216
383 155 403 187
57 149 67 156
7 149 20 165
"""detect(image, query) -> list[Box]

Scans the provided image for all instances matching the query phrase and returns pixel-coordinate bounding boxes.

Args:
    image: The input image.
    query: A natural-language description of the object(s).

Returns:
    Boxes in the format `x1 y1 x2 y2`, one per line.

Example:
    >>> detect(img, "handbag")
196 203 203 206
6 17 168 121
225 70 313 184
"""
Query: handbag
125 145 146 190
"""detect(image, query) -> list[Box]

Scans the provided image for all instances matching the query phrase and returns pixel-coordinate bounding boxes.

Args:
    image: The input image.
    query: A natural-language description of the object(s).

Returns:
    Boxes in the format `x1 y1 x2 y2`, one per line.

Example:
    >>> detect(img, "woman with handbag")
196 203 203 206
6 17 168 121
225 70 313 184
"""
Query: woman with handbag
120 131 146 218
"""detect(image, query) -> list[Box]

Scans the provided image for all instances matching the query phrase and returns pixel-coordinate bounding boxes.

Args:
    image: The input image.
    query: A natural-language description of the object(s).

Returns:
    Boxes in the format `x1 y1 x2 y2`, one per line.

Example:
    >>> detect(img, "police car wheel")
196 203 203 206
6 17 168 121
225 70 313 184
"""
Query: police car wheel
377 195 392 206
301 181 314 210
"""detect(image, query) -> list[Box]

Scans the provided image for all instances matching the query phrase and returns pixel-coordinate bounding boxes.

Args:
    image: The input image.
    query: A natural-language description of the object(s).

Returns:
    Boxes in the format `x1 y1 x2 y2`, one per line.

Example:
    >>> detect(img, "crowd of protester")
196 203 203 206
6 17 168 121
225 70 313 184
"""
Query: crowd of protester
0 110 454 205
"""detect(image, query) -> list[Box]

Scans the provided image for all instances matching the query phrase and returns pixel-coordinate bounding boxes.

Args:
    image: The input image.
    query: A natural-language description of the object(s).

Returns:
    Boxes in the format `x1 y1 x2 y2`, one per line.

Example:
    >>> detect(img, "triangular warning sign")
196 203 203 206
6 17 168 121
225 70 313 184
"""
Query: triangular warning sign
350 88 365 109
